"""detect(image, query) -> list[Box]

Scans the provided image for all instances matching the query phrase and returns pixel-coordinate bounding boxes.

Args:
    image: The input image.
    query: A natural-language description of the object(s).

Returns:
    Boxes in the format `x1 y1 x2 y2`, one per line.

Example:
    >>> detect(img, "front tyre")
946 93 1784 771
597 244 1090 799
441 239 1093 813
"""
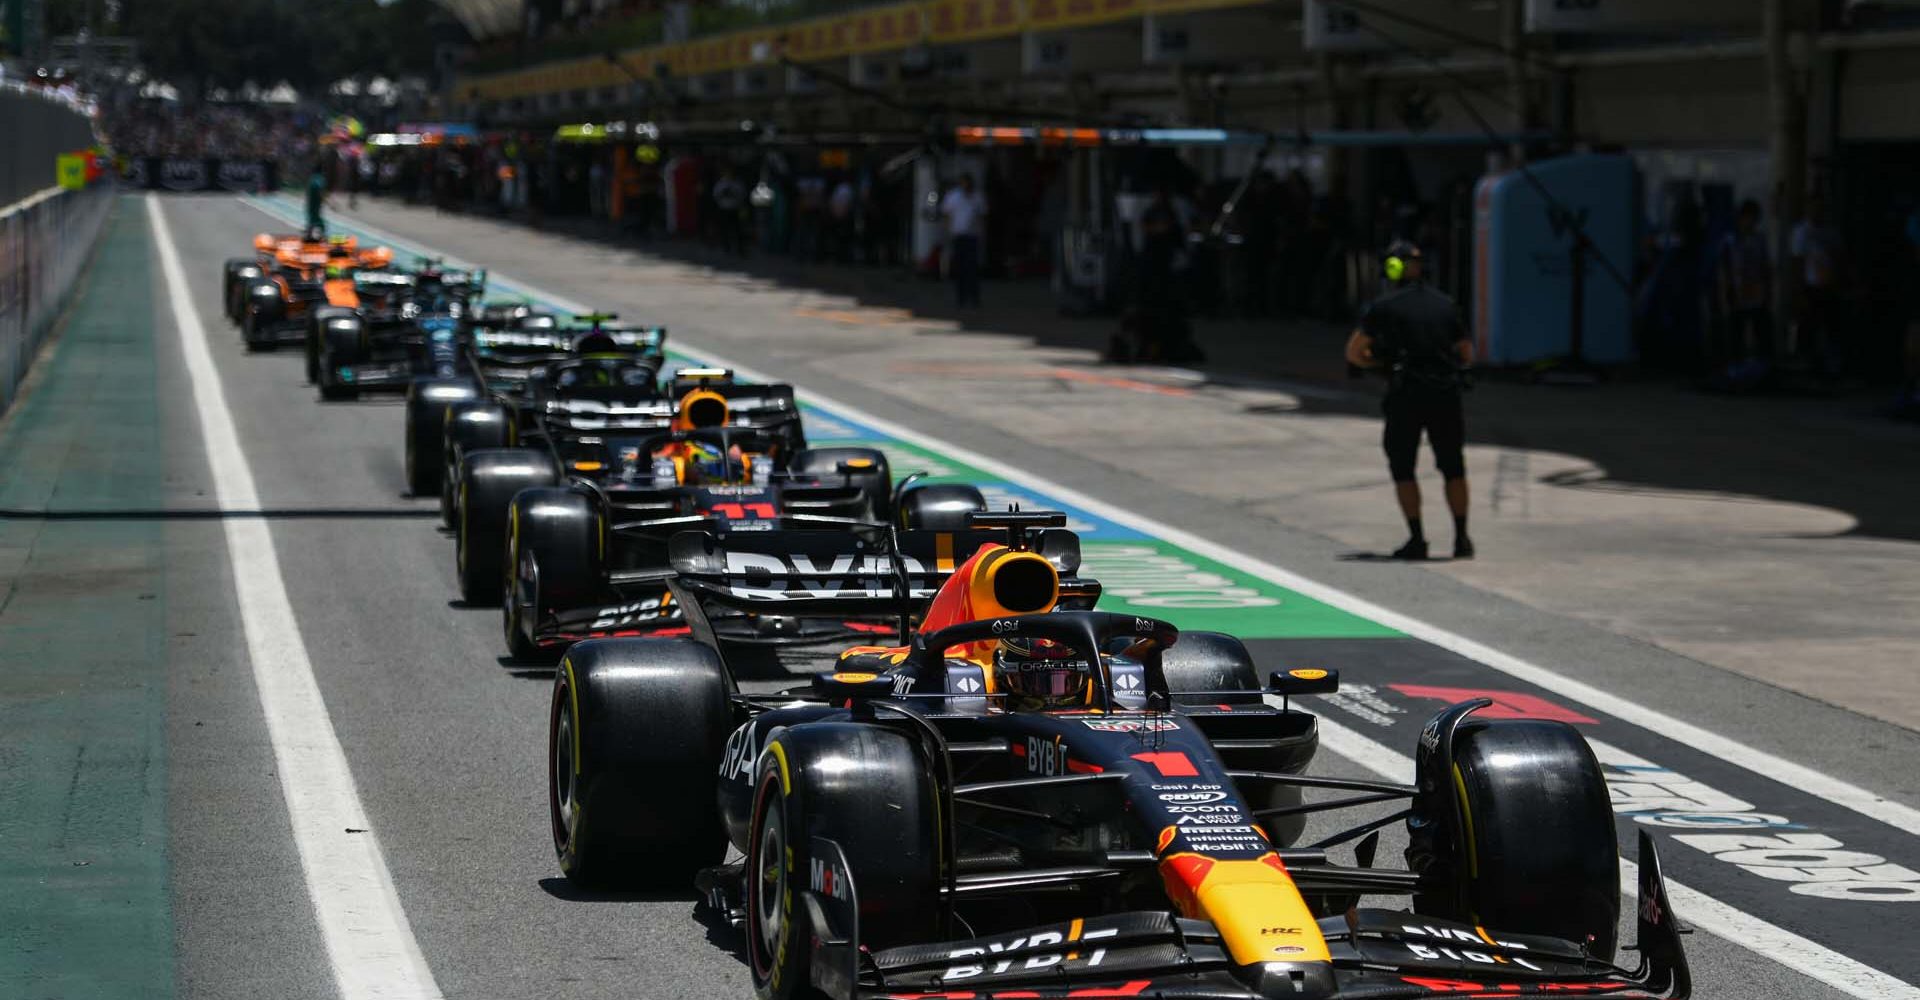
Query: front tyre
550 638 731 887
746 724 940 1000
1413 719 1620 959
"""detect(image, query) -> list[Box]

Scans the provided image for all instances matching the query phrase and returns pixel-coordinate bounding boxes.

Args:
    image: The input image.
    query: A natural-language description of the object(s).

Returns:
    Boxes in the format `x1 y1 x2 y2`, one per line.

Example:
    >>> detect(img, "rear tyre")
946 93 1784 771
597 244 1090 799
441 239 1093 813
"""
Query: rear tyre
550 638 731 887
1159 631 1262 707
894 482 988 530
506 488 605 662
222 259 258 323
789 447 892 521
457 448 556 605
1412 719 1620 959
443 402 512 528
317 314 364 401
405 379 478 497
746 724 941 1000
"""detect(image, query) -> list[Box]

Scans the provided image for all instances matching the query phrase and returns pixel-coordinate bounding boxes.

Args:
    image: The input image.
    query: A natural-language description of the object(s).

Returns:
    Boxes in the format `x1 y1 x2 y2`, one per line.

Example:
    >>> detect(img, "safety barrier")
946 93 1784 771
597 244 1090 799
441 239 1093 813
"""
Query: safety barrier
0 183 114 417
0 83 99 206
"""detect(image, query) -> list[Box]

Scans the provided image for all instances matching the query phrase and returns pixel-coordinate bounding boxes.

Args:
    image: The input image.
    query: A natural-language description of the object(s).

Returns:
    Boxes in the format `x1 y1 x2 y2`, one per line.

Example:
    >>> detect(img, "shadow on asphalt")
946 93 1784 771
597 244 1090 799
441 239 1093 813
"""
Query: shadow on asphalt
0 506 439 520
536 876 701 905
497 654 558 680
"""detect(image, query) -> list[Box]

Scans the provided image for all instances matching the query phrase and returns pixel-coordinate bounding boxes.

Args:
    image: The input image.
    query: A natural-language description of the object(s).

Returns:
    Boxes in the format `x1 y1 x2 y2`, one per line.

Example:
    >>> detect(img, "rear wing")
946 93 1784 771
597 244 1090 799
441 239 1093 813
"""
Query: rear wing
554 324 668 355
666 527 1084 618
538 381 804 440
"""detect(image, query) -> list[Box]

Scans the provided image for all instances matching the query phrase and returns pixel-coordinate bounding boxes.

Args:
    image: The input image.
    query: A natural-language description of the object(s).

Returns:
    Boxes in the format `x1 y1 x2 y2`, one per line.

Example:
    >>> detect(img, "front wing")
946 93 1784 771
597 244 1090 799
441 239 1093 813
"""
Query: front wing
808 833 1689 1000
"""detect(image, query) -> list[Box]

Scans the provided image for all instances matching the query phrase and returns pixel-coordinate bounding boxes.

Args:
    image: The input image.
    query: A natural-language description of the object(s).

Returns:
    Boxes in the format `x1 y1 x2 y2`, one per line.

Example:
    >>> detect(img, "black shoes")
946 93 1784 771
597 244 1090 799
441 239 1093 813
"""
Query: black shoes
1391 537 1474 560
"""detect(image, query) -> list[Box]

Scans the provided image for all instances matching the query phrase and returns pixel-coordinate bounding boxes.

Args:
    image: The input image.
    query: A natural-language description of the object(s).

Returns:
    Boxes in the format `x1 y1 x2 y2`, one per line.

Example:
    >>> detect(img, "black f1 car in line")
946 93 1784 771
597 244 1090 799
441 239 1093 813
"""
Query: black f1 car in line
398 312 661 503
546 513 1692 1000
500 465 1006 661
451 365 976 659
304 261 488 401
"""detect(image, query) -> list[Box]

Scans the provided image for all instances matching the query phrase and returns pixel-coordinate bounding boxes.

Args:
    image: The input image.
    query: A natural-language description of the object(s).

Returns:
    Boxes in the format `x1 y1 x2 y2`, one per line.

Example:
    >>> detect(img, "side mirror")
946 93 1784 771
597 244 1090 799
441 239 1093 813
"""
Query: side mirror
812 670 898 701
1268 667 1339 710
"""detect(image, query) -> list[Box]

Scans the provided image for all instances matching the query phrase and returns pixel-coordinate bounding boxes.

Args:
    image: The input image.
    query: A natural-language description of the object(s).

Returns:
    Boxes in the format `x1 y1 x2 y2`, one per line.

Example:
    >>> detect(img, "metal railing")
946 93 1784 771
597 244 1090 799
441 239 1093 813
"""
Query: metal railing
0 183 114 417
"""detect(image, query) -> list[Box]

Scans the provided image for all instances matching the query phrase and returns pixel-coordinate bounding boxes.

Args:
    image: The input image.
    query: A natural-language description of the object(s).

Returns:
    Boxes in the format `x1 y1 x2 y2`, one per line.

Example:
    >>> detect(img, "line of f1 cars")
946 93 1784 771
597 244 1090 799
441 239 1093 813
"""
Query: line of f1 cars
220 226 1696 1000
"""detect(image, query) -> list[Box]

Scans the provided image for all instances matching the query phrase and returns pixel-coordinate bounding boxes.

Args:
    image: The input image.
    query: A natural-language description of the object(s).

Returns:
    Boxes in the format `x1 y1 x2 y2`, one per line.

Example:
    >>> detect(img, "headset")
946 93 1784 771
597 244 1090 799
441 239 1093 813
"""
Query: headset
1383 239 1422 283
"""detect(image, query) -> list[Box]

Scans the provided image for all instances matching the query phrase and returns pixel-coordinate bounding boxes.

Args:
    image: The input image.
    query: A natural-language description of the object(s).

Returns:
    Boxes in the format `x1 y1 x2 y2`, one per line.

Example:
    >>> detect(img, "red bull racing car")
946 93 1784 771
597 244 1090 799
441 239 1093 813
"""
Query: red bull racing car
546 513 1692 1000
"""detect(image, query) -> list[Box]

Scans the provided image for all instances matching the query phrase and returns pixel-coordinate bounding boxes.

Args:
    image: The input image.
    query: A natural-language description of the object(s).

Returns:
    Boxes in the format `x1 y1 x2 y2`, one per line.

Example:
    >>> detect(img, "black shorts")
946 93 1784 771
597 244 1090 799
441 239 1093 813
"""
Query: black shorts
1382 389 1465 483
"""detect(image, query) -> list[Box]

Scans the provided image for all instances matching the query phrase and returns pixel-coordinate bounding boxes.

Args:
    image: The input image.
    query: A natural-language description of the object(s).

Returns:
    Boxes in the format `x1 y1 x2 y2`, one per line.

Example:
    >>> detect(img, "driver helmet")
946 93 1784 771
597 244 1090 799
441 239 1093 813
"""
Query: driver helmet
994 636 1095 711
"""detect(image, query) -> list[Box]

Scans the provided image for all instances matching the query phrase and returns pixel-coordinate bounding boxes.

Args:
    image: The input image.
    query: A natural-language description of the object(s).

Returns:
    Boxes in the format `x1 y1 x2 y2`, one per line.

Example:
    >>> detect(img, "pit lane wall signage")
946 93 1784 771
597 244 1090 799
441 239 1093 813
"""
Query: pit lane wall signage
121 158 277 194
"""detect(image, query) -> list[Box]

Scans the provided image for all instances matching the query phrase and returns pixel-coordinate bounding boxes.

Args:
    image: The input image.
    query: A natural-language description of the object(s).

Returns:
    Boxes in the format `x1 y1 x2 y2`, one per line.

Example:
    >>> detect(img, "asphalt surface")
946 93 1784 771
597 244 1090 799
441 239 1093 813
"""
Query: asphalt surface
3 192 1916 999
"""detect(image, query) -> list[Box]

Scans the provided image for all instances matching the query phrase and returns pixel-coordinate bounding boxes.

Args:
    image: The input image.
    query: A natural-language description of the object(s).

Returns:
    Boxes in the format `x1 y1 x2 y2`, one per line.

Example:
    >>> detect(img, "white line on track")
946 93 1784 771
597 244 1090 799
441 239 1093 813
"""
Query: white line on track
151 194 442 1000
245 195 1920 998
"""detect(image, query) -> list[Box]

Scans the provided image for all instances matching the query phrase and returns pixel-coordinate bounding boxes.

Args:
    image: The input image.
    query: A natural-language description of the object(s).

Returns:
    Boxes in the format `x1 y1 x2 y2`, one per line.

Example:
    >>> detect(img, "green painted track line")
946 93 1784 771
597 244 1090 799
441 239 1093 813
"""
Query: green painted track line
0 197 174 999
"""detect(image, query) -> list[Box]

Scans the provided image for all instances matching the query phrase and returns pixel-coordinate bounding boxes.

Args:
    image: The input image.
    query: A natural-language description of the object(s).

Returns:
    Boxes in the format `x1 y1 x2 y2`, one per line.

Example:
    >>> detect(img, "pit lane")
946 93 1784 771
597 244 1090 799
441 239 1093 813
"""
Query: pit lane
5 192 1912 999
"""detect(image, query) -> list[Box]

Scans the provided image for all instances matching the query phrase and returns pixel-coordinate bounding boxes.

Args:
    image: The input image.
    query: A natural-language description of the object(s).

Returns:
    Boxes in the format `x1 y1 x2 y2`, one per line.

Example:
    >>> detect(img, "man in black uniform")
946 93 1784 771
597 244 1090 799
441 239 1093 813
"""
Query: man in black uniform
1344 240 1474 560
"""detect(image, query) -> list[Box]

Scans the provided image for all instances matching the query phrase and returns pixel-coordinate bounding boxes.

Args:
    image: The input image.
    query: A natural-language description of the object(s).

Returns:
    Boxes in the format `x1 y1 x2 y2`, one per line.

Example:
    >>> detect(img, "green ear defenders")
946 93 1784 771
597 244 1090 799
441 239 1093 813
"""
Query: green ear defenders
1383 239 1421 283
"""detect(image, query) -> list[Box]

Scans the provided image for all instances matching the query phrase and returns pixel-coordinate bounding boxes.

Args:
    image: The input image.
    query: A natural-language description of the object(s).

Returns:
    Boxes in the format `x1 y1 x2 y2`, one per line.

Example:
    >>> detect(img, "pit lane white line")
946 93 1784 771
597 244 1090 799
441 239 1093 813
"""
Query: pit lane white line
152 195 443 1000
245 194 1918 997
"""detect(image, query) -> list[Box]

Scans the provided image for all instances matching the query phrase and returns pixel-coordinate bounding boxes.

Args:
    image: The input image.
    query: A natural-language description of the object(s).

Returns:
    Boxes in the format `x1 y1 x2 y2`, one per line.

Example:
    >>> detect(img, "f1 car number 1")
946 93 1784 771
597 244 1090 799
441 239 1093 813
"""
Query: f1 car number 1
1672 833 1920 902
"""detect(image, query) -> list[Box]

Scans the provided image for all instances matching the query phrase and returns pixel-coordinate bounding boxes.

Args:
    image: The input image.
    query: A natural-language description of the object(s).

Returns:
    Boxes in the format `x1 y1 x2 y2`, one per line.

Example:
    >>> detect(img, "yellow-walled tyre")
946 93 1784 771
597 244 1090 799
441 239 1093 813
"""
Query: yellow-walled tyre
744 724 940 1000
549 638 730 888
1413 719 1620 959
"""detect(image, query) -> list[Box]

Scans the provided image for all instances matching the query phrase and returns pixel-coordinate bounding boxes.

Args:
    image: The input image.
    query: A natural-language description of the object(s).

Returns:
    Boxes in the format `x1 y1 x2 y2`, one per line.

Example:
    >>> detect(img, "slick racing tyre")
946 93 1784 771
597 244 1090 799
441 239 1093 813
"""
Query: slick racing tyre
316 311 365 401
222 259 261 323
894 482 988 530
1159 630 1262 707
550 638 731 887
240 307 270 353
506 488 605 663
442 402 512 528
240 280 280 351
1413 719 1619 959
746 724 940 1000
790 447 892 522
457 448 556 605
404 379 479 498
